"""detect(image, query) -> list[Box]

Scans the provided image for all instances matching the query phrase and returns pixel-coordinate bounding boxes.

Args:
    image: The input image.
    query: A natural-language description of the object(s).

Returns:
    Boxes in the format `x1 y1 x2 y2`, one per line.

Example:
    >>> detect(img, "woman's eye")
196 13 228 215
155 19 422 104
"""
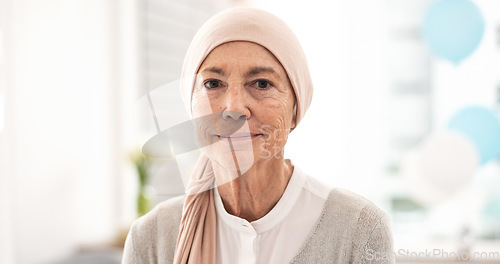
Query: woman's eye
253 80 272 90
203 80 222 89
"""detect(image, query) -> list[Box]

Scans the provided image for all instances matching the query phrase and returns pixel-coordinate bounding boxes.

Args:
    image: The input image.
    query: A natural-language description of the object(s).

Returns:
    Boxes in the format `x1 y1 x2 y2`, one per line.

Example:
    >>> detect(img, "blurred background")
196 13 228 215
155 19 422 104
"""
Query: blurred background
1 0 499 263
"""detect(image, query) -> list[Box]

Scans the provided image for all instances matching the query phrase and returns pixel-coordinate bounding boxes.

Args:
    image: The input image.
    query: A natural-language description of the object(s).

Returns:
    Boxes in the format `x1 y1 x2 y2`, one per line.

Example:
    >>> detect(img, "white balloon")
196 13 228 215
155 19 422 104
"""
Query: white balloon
401 131 479 205
420 132 479 192
401 149 451 206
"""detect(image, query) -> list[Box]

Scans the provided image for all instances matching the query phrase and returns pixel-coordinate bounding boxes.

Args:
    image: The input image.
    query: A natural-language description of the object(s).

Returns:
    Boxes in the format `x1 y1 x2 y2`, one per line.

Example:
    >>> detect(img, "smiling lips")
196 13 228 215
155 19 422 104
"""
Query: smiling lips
217 133 263 140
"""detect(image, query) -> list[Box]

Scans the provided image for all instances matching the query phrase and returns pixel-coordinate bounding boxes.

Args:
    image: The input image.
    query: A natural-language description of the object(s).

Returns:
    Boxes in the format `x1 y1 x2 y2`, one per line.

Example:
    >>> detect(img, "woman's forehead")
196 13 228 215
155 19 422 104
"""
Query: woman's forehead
198 41 286 75
207 41 276 58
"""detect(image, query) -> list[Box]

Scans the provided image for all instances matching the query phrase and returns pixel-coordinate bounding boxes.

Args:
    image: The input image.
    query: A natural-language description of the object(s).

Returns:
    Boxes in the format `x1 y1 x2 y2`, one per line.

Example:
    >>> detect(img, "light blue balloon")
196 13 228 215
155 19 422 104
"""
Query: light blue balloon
422 0 485 63
448 106 500 164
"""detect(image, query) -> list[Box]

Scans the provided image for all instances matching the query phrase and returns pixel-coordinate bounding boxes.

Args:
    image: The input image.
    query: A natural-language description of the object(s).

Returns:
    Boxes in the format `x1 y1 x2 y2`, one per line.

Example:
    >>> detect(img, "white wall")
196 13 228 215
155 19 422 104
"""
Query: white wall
0 0 135 263
0 1 15 262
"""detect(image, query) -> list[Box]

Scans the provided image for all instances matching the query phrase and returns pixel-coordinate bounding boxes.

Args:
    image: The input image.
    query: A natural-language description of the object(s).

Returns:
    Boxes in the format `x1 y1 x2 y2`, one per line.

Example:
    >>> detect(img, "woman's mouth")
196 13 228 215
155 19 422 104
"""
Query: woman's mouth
217 134 263 140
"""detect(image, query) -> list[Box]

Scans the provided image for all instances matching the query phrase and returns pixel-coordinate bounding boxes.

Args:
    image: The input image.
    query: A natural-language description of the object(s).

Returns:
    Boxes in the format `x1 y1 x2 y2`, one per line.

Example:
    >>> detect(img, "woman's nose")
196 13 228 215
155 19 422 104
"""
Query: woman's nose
222 86 251 120
222 110 246 120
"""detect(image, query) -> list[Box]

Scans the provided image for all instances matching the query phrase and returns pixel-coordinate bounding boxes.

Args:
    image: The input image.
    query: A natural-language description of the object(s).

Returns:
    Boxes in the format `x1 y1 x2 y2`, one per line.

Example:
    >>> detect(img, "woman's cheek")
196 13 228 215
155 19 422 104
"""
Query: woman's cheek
259 96 294 156
257 118 288 159
191 92 213 118
191 92 214 150
269 96 293 131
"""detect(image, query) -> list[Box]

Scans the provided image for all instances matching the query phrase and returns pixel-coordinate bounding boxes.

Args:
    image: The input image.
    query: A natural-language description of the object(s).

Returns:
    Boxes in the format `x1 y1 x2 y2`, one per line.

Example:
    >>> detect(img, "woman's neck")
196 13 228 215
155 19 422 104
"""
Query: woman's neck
213 157 294 222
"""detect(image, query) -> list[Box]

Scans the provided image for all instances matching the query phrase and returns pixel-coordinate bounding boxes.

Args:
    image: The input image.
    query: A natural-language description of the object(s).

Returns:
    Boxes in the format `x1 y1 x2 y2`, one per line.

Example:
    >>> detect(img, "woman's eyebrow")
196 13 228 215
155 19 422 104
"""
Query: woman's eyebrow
200 66 281 79
201 66 226 77
244 66 281 79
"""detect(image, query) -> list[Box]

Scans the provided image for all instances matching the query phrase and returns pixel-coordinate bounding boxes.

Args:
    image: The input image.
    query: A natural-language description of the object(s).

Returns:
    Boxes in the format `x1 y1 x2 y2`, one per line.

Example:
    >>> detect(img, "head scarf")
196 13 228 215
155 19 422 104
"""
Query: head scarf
174 7 313 264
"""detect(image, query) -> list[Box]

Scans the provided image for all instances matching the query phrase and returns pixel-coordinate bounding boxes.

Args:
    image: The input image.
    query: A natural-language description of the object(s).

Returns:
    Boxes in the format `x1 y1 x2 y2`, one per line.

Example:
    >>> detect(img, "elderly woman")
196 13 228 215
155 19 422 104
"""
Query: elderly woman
123 7 394 264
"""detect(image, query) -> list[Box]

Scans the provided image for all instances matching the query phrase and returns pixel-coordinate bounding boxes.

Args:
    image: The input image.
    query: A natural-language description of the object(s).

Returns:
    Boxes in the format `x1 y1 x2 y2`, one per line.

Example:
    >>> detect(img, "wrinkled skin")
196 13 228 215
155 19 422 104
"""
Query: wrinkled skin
191 41 297 221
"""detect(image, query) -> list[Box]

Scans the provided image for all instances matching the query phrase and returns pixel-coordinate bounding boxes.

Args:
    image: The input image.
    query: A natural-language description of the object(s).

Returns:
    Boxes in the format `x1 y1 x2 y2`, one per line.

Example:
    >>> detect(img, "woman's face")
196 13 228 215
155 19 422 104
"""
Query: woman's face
192 41 296 175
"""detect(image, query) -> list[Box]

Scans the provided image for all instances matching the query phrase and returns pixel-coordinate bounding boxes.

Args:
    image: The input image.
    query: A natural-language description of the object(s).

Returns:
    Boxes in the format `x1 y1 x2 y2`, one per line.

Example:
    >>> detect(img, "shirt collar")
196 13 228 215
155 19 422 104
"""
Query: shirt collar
213 163 306 234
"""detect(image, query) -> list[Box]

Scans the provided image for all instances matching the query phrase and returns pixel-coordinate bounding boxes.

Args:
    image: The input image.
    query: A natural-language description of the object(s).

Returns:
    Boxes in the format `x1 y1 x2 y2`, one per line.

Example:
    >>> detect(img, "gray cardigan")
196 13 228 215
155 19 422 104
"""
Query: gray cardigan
122 188 395 264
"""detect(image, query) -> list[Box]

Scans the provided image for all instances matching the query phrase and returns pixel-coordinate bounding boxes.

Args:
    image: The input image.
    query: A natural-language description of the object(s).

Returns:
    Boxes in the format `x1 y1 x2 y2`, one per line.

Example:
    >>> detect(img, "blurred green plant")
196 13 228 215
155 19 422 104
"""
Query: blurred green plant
130 151 153 217
391 196 426 212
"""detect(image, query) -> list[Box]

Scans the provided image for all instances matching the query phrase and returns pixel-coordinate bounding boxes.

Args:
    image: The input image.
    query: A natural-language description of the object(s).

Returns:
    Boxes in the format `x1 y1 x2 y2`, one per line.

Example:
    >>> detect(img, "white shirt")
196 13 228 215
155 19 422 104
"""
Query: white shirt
213 165 332 264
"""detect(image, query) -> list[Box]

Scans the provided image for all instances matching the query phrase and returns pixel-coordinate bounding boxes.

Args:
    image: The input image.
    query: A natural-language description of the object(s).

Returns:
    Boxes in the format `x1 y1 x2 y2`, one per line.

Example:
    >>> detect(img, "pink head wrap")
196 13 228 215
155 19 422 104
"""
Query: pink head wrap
174 7 313 264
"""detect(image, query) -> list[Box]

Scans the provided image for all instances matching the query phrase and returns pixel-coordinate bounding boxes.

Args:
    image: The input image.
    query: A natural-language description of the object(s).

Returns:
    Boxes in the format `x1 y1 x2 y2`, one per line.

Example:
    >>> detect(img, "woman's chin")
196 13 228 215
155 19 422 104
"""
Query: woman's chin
224 151 254 170
202 140 253 169
207 150 255 174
